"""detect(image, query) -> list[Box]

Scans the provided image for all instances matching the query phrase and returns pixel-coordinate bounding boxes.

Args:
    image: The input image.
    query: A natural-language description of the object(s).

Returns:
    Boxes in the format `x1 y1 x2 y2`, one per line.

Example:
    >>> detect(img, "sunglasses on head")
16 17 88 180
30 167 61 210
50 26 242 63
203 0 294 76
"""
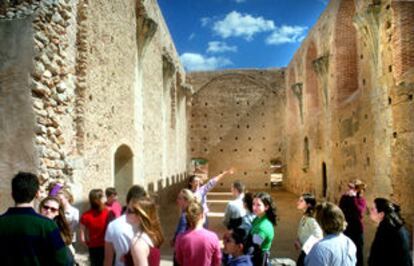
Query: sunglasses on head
42 205 58 212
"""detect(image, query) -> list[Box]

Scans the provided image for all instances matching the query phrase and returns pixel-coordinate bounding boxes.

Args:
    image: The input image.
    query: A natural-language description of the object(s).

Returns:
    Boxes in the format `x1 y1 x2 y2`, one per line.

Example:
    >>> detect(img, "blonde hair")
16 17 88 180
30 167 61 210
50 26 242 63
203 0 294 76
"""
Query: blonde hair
180 188 195 203
185 201 204 229
130 197 164 247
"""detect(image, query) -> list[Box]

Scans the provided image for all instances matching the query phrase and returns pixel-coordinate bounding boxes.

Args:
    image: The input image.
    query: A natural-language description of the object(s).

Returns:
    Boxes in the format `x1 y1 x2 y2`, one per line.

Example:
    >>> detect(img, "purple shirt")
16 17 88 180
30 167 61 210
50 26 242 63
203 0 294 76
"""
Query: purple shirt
175 228 221 266
195 177 218 214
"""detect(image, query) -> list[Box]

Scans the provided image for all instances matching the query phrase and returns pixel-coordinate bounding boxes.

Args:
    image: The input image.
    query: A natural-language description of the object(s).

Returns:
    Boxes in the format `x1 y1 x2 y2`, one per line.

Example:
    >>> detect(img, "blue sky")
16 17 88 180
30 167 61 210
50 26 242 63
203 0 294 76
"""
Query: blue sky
158 0 328 72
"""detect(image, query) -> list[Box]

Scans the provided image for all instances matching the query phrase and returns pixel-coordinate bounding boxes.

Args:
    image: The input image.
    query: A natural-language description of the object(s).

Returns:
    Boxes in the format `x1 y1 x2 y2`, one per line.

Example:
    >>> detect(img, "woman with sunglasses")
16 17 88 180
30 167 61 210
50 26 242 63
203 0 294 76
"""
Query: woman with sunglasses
39 196 74 264
125 196 164 266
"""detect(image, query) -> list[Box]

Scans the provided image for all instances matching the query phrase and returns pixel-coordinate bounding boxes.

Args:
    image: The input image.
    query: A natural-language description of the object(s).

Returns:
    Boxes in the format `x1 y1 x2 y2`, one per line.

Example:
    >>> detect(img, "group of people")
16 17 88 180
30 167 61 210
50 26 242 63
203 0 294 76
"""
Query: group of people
293 180 412 266
0 172 412 266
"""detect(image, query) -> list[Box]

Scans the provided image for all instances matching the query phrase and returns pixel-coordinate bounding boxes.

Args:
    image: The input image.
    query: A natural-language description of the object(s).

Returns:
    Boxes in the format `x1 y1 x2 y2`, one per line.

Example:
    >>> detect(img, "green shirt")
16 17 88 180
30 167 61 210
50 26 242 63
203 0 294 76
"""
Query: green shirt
250 215 274 252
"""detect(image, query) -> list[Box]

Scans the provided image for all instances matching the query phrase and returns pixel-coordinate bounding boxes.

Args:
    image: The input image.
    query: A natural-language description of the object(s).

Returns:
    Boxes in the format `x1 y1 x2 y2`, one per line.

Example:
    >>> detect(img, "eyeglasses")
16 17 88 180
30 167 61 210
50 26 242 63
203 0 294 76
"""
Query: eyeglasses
42 205 59 212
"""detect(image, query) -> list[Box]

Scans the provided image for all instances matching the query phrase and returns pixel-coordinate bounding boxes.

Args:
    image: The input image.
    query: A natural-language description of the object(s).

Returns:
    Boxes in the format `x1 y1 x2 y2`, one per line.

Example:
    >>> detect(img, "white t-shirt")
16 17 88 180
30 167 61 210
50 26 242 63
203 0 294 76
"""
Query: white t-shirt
105 214 135 266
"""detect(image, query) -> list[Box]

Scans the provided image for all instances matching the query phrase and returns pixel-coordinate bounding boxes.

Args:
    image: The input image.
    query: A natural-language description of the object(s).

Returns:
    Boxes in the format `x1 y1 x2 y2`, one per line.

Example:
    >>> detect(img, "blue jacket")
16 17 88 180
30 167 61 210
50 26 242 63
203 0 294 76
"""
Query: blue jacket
228 255 253 266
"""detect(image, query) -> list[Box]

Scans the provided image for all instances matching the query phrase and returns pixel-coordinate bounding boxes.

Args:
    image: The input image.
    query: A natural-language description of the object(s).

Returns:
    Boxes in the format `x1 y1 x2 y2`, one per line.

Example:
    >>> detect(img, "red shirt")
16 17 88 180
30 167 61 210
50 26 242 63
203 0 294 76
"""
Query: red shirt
80 208 109 247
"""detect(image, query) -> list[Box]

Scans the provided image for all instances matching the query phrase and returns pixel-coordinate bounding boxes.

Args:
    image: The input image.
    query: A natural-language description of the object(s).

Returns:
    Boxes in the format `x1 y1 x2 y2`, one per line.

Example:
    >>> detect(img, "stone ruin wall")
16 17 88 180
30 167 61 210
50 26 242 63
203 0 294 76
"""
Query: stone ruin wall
188 69 286 190
0 0 189 211
284 0 414 227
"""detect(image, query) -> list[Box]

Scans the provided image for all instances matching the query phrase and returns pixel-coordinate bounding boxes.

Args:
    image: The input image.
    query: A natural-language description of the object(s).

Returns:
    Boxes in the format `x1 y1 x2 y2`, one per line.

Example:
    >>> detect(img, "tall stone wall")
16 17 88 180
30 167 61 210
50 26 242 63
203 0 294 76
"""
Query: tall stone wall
284 0 414 227
188 69 286 189
0 17 37 209
0 0 189 210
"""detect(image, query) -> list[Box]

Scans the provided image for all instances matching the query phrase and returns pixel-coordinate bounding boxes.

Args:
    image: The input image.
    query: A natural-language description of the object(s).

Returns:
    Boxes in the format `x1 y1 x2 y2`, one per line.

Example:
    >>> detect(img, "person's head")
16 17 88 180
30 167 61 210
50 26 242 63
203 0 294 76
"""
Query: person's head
297 193 317 216
370 198 404 228
243 192 254 213
105 187 118 204
88 188 105 211
39 196 62 220
252 192 277 225
348 179 366 196
126 196 164 247
126 185 147 204
185 201 204 229
315 202 346 235
11 172 40 204
188 175 201 191
231 180 245 197
176 188 195 210
39 196 72 245
224 228 248 257
56 188 74 207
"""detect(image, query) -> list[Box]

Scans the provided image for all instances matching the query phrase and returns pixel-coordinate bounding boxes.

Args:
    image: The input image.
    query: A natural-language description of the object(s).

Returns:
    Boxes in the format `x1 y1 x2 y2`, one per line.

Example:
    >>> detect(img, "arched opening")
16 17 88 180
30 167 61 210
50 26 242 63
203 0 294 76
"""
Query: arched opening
334 0 358 103
114 145 134 204
322 162 327 198
305 41 319 110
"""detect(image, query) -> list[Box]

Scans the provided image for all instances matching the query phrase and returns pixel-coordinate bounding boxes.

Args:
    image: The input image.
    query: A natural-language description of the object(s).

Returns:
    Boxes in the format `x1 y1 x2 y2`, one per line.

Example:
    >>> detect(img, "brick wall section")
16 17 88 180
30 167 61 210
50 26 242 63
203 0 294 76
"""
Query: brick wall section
188 69 286 189
334 0 358 103
391 1 414 83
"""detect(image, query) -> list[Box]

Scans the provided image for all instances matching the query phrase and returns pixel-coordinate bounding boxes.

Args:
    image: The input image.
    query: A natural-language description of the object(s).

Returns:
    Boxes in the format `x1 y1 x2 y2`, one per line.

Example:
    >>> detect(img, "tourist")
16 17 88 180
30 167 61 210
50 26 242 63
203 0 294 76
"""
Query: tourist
0 172 69 265
104 185 147 266
305 202 356 266
105 187 123 218
174 201 221 266
223 228 253 266
368 198 412 266
39 196 75 264
124 196 163 266
247 191 277 266
56 188 80 245
80 188 112 266
223 180 246 230
188 168 234 228
294 193 323 266
339 179 367 266
239 192 255 235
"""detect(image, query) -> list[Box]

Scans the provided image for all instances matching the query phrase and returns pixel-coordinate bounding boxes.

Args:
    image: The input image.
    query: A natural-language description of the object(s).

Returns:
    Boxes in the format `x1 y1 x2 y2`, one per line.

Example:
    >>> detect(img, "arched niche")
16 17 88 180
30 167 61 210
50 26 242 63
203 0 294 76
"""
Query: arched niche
334 0 358 103
114 144 134 203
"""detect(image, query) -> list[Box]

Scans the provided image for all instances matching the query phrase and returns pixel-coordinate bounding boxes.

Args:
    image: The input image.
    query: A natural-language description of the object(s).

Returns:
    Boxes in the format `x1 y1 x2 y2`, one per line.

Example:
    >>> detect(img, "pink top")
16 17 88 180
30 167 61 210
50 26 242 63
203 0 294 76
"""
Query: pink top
175 228 221 266
106 200 122 218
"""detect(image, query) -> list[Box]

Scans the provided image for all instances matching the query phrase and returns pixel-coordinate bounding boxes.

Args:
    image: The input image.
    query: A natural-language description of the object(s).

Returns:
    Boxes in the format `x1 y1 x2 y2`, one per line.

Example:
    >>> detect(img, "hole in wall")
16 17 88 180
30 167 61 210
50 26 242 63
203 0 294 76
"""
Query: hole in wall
278 148 282 152
205 102 208 106
393 132 397 138
220 149 224 152
236 113 240 117
204 114 208 117
362 79 366 86
236 101 240 105
237 125 240 128
246 125 250 129
388 97 392 105
365 114 368 119
204 148 208 152
248 137 251 140
220 125 223 128
408 95 413 101
234 149 238 152
264 171 268 175
89 95 93 101
265 183 268 187
366 157 370 166
219 137 223 140
386 21 391 29
244 172 247 175
262 148 266 151
235 137 238 140
191 148 195 152
360 54 363 59
388 65 393 72
203 125 207 128
386 4 390 9
248 148 252 152
191 114 194 117
363 137 366 143
262 137 266 140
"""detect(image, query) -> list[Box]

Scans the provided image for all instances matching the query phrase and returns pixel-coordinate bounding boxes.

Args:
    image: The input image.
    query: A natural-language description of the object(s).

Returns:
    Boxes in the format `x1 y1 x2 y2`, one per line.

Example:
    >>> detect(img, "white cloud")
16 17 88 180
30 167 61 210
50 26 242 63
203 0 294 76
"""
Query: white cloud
207 41 237 53
213 11 275 40
188 33 195 41
201 17 211 27
265 25 308 45
232 0 246 3
180 53 232 71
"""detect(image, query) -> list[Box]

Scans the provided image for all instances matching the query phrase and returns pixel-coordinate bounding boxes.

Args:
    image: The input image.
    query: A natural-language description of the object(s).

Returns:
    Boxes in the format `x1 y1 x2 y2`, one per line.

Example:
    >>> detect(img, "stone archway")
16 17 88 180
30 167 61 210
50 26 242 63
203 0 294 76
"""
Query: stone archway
114 144 133 204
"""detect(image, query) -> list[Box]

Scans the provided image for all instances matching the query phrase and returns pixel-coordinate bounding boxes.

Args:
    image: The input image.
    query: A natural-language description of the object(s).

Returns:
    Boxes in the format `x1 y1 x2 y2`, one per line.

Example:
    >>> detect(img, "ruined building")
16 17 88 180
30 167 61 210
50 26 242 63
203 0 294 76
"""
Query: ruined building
0 0 413 228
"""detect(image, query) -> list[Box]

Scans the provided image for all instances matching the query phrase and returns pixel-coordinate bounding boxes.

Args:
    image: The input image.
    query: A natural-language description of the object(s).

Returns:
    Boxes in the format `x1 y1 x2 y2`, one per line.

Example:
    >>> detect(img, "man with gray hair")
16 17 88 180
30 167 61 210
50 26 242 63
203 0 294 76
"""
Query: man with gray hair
223 180 246 230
